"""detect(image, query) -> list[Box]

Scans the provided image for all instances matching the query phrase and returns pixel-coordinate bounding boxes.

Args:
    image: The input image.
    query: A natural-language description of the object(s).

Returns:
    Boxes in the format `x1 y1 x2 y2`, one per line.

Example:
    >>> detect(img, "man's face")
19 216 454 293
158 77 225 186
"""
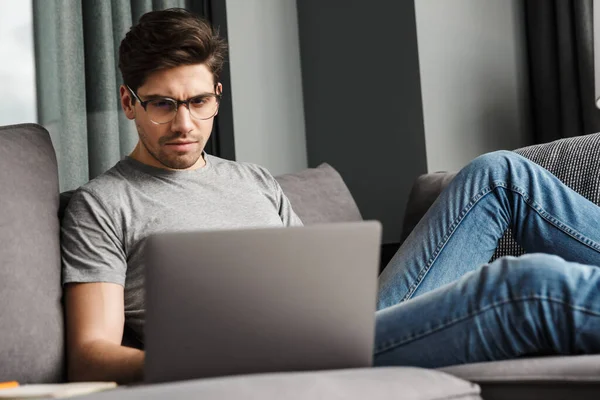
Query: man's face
120 64 221 170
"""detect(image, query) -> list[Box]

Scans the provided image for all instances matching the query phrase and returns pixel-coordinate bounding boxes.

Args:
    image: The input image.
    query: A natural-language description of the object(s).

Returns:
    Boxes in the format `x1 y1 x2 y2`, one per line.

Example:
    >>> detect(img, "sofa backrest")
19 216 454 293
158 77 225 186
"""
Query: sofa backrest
275 163 362 225
0 124 65 383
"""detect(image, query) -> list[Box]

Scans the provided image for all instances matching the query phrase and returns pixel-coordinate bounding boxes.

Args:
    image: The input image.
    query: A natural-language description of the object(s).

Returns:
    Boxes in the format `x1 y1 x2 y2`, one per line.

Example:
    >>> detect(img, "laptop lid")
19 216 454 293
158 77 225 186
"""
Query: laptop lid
144 221 381 383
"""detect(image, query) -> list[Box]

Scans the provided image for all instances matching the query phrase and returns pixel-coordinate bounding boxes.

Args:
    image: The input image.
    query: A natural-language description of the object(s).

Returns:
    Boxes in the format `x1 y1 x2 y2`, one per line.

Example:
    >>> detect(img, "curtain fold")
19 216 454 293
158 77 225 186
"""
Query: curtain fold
33 0 213 192
111 1 140 156
82 0 122 179
130 0 153 24
525 0 600 143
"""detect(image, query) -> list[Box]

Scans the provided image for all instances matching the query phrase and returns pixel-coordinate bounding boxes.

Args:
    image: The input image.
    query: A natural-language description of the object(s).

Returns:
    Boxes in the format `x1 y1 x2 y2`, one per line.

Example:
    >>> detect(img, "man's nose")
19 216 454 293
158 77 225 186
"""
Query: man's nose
171 103 194 133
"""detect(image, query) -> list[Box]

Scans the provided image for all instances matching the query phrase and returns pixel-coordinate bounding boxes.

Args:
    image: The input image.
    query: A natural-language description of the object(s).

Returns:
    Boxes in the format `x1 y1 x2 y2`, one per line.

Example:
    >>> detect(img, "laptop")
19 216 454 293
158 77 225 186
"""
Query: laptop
144 221 382 383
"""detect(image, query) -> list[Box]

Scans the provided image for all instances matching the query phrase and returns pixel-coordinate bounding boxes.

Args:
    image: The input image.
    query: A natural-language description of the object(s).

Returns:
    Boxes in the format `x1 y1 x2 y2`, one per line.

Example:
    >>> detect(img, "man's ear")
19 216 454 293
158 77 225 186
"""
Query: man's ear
215 82 223 116
120 85 136 120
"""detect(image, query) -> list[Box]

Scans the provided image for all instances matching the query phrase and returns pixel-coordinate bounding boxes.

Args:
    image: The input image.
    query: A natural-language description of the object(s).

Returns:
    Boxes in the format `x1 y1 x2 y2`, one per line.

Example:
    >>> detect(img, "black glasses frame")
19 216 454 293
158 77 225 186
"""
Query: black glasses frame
126 85 222 124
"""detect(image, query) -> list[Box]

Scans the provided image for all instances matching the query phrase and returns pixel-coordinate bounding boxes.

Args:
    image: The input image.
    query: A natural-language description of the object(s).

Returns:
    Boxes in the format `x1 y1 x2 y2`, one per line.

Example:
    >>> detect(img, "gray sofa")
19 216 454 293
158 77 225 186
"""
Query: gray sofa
0 122 599 400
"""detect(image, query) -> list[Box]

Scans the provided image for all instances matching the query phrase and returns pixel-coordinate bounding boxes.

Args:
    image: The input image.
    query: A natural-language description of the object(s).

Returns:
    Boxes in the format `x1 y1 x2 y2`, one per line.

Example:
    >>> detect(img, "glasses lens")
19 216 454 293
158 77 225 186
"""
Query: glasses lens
188 95 219 120
147 99 177 124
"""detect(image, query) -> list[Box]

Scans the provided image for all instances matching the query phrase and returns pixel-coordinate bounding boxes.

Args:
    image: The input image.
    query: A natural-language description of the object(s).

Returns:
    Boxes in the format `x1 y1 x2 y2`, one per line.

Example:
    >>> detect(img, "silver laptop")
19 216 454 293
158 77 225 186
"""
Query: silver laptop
144 221 382 383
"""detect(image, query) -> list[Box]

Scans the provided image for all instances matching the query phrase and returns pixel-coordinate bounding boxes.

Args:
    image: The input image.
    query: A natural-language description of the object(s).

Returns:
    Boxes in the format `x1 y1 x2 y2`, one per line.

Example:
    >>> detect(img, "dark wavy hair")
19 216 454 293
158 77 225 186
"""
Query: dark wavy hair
118 8 227 93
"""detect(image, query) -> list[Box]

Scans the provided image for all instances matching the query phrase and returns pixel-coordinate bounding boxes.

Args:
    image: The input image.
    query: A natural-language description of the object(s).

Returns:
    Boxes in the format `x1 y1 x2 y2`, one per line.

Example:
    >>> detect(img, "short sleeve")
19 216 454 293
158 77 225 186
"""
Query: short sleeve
271 176 303 227
61 188 127 286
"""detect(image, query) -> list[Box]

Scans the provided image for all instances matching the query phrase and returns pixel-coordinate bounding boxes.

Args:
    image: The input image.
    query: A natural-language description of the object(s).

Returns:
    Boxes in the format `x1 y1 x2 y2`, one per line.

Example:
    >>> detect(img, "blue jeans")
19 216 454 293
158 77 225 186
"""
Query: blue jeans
374 151 600 368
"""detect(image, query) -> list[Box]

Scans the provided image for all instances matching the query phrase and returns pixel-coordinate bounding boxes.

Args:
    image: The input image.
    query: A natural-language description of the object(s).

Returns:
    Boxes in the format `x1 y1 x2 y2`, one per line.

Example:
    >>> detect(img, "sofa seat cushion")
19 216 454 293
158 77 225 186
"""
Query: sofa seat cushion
79 367 481 400
275 163 362 225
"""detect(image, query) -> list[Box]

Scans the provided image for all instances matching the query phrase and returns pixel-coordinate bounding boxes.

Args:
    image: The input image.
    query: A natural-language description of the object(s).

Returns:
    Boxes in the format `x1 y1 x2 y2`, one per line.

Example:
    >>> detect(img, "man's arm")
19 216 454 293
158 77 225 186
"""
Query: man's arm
65 282 144 384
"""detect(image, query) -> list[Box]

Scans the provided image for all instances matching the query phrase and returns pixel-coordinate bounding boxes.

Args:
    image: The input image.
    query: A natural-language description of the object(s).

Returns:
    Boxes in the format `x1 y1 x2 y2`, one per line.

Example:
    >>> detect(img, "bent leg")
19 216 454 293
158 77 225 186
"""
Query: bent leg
378 151 600 309
374 254 600 368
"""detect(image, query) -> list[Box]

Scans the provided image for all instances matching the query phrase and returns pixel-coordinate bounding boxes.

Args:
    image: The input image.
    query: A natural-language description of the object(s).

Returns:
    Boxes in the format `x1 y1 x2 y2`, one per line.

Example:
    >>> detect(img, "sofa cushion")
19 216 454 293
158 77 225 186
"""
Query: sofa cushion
0 124 65 383
275 163 362 225
79 367 482 400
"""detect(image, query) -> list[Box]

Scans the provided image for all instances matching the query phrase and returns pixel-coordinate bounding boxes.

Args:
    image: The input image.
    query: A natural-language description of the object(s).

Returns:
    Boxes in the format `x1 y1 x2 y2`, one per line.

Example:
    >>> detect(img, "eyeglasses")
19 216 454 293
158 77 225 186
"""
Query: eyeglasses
127 85 222 125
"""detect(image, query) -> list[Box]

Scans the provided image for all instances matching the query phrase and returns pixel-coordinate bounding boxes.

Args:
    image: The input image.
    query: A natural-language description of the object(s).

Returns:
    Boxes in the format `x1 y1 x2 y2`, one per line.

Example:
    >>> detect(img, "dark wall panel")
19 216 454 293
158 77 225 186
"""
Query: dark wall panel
297 0 428 244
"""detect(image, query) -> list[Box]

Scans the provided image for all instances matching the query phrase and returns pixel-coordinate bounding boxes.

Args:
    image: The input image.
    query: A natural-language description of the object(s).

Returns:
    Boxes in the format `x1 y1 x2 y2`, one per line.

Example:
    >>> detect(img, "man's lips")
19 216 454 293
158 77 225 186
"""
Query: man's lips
165 141 198 151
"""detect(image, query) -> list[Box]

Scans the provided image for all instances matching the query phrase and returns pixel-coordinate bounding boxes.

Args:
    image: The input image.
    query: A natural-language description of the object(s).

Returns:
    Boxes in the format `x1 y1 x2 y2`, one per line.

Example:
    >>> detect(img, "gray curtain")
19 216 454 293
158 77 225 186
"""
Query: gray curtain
525 0 600 143
33 0 199 192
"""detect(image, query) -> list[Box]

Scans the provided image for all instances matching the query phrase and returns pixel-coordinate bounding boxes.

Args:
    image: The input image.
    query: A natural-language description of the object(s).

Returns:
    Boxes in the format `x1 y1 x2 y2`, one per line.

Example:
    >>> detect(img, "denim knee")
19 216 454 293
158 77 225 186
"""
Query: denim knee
462 150 529 182
487 254 585 299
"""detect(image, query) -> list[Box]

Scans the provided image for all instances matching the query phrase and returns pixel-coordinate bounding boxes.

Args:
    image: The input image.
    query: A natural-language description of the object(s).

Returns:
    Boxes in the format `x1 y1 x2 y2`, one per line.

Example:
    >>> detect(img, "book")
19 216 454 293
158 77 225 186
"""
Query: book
0 382 117 399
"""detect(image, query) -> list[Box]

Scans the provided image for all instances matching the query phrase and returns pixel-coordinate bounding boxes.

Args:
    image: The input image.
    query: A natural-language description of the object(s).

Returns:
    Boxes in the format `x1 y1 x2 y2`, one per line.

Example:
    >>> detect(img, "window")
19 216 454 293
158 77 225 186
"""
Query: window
0 0 36 125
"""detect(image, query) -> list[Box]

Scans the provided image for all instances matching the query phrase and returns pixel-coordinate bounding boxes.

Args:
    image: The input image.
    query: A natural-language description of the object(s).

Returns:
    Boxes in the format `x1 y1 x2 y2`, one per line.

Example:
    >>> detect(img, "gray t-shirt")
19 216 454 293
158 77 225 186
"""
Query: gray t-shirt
61 153 303 341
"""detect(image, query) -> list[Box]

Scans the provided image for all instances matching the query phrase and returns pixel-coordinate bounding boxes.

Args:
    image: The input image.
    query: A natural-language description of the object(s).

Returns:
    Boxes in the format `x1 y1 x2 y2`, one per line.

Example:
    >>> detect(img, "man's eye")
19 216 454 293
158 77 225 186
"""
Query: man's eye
190 97 208 106
151 100 173 109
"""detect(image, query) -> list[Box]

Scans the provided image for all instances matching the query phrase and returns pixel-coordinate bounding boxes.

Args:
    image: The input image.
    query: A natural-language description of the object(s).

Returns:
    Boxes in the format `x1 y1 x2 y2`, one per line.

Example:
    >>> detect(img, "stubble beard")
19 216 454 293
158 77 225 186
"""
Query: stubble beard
138 127 205 170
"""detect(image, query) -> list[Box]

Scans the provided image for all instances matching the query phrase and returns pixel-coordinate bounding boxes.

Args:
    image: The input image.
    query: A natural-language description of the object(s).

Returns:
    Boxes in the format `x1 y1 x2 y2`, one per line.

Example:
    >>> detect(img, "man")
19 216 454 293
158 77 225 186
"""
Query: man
62 8 600 384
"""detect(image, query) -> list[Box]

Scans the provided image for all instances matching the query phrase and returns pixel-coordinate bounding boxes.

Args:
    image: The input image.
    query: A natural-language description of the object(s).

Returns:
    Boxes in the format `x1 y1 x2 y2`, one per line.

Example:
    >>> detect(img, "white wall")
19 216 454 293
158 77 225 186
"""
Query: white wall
225 0 307 176
415 0 531 172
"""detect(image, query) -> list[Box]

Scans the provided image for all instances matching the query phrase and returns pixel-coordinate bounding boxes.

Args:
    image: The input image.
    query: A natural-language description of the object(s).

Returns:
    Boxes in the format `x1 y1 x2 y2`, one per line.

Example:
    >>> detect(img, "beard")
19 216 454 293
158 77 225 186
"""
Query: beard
138 126 206 170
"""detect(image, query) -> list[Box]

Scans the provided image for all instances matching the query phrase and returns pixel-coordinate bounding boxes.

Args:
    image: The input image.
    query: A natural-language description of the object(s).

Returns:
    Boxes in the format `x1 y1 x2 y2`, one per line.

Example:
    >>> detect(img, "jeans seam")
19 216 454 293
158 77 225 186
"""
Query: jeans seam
375 294 600 355
402 184 498 301
403 181 600 302
509 183 600 252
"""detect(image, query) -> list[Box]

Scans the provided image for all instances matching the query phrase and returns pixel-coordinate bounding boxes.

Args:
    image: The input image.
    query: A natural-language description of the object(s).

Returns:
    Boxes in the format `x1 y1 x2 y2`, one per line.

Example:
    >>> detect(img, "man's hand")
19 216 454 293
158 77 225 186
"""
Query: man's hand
64 282 144 384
